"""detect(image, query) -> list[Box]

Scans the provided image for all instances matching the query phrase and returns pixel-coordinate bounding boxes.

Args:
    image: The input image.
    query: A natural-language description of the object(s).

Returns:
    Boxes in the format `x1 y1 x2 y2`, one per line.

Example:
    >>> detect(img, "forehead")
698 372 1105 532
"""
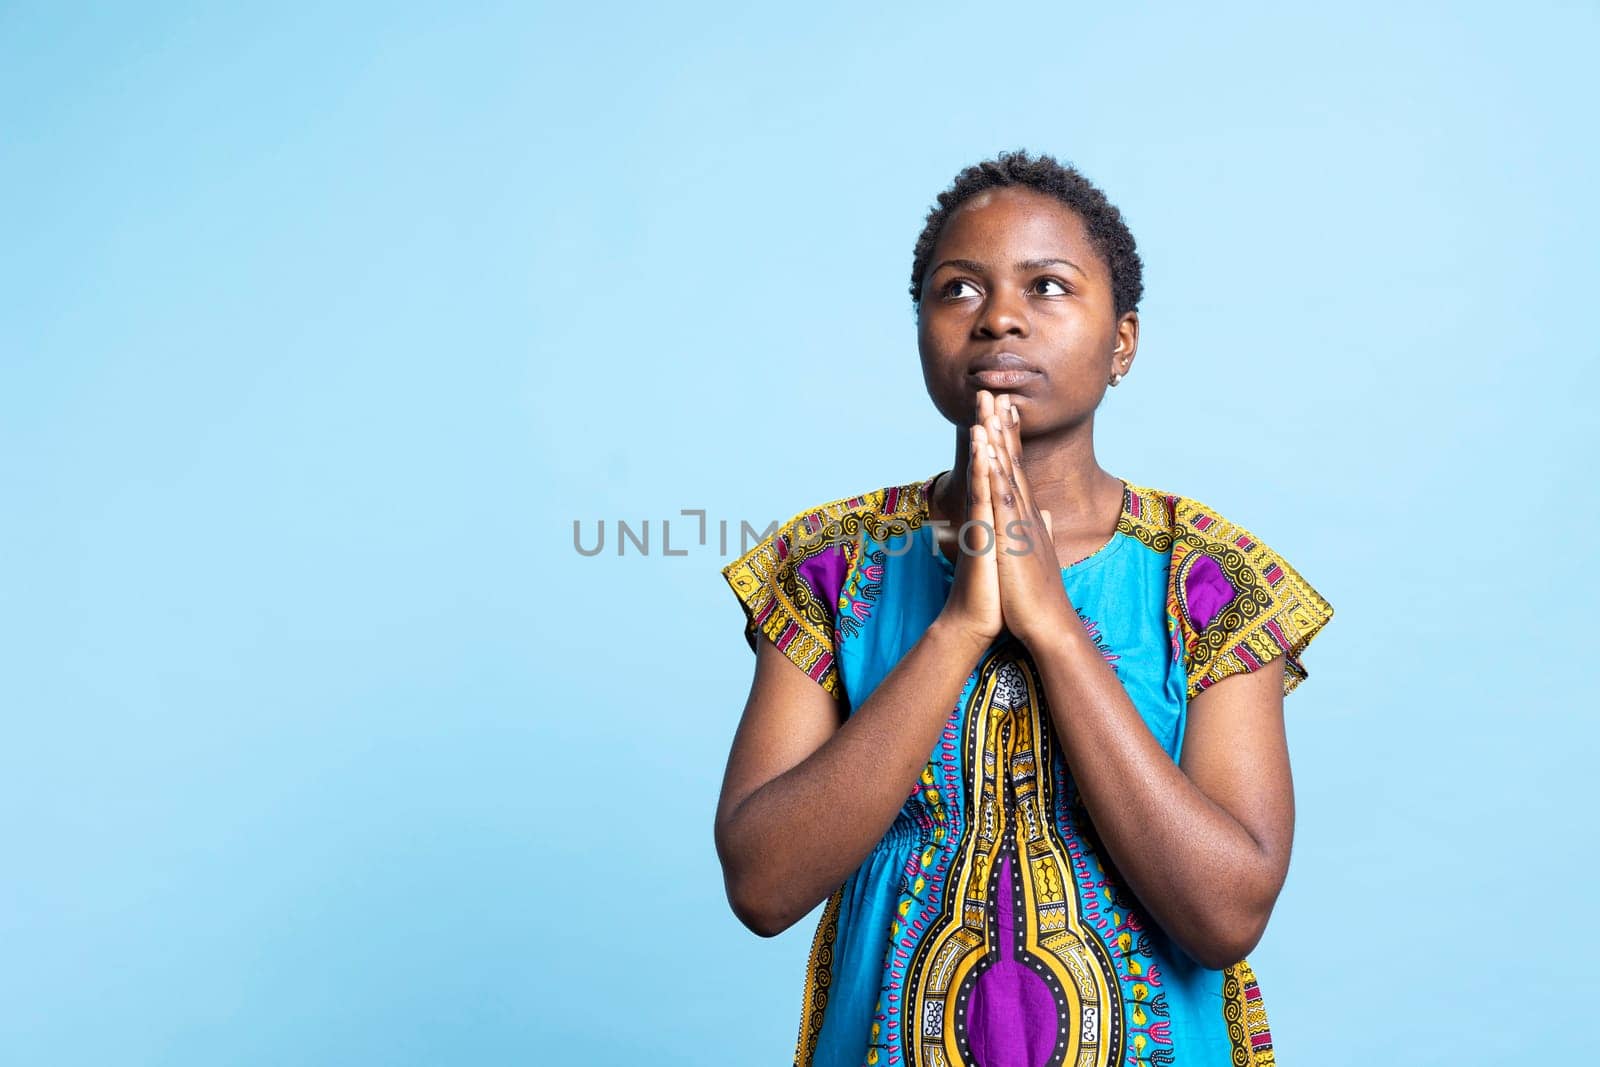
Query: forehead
934 187 1095 271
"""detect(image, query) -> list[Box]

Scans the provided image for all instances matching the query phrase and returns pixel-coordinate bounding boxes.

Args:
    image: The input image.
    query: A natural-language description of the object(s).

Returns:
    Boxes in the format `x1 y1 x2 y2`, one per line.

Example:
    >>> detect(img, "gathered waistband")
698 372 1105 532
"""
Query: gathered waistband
871 817 931 854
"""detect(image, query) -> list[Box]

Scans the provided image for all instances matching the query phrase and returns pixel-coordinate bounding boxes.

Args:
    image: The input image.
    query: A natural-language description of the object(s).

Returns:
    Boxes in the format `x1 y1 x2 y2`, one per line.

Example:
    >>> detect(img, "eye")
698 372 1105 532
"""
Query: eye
1033 277 1072 295
942 279 980 299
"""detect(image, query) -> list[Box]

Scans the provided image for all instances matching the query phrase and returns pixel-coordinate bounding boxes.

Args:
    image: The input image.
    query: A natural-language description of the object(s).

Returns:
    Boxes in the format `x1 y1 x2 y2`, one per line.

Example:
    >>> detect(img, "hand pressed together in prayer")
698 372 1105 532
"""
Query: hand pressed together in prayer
940 388 1078 651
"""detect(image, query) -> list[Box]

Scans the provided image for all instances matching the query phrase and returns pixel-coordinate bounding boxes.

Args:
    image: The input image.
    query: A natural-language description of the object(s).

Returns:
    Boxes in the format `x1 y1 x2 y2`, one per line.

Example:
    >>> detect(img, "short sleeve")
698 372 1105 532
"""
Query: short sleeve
1170 501 1335 700
720 502 856 703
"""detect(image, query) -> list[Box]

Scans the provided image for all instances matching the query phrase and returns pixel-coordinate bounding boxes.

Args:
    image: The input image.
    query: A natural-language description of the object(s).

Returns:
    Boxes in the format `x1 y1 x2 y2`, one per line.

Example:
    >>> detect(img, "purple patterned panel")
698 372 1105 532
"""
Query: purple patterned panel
1185 552 1236 630
966 850 1057 1065
796 543 848 621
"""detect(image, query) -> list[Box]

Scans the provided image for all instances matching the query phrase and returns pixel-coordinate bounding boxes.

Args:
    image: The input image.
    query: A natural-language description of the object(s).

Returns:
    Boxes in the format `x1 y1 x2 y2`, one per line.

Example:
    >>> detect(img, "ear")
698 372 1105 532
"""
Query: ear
1112 310 1140 377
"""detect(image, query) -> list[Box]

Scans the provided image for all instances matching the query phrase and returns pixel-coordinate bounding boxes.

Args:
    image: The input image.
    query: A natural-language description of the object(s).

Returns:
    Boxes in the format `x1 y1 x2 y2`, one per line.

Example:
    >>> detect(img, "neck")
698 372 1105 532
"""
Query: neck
932 415 1122 536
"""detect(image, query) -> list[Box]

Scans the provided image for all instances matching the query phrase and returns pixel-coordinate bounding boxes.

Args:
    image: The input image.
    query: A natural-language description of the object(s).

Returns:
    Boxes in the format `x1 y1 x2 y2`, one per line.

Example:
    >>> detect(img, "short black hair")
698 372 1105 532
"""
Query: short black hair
910 149 1144 319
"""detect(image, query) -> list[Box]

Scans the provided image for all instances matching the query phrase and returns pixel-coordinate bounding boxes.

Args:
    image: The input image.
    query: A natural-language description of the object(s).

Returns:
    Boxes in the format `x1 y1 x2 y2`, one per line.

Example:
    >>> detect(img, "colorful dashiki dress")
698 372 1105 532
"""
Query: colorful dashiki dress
720 472 1334 1067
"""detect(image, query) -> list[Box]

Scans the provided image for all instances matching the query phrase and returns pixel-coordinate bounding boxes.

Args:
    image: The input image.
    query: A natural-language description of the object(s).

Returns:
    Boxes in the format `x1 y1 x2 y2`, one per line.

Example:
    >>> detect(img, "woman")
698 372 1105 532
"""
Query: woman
714 149 1333 1067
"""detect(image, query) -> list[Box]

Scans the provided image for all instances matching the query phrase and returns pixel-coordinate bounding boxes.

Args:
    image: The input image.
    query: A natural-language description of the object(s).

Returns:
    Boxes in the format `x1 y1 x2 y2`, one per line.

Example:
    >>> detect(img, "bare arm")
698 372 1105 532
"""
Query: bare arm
1029 635 1293 969
978 394 1294 968
715 397 1009 937
713 618 987 937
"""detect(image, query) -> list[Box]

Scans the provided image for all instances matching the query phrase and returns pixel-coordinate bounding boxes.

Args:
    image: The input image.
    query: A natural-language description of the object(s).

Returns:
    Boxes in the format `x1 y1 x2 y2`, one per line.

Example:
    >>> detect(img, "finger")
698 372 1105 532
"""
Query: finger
971 393 995 517
970 424 994 519
986 407 1020 507
990 404 1048 560
988 444 1040 562
983 420 1023 555
970 425 997 564
1030 508 1053 563
997 396 1034 515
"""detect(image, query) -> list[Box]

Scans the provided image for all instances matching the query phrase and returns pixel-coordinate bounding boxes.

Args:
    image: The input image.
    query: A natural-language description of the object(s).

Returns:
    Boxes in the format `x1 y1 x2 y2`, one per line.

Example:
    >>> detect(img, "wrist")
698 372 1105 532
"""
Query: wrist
929 613 994 662
1017 604 1089 659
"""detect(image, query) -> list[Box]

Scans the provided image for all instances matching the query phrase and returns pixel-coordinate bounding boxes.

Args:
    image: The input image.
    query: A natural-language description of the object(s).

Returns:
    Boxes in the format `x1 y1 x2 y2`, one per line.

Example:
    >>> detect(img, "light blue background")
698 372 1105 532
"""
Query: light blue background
3 3 1595 1064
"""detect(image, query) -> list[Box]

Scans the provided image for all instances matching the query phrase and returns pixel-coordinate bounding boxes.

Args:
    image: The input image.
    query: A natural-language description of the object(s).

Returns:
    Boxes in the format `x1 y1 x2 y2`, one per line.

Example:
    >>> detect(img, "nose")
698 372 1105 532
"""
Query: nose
974 285 1029 338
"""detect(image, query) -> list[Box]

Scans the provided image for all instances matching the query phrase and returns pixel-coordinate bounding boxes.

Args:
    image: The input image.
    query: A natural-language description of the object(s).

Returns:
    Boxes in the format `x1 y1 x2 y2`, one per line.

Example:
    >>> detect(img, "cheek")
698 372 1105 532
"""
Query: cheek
915 356 977 425
916 328 957 381
920 367 968 425
1019 372 1107 423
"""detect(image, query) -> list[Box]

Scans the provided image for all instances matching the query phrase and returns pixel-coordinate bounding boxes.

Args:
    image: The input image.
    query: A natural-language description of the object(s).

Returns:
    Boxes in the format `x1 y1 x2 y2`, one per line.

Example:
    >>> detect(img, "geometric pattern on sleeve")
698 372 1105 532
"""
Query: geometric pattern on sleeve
1120 487 1334 699
720 481 927 703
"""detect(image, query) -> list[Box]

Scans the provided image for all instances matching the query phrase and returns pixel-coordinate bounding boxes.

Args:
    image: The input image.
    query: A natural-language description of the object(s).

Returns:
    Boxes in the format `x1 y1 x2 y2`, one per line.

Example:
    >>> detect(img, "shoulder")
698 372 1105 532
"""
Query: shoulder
776 476 931 541
1118 481 1279 550
721 474 933 583
718 473 936 698
1120 481 1335 698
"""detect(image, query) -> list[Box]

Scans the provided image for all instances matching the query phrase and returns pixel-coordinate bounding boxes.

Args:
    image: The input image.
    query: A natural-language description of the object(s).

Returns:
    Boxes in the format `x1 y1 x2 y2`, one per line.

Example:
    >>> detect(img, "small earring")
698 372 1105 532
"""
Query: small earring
1109 370 1124 387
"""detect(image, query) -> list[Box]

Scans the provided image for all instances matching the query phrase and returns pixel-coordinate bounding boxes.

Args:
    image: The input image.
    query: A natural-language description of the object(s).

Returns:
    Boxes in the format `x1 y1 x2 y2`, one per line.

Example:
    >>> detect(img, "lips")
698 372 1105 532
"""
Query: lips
968 350 1043 389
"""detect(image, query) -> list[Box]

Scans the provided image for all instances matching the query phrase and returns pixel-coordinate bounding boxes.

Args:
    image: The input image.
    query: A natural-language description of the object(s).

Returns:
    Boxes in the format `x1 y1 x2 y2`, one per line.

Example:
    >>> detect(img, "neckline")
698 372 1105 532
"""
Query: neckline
916 470 1133 577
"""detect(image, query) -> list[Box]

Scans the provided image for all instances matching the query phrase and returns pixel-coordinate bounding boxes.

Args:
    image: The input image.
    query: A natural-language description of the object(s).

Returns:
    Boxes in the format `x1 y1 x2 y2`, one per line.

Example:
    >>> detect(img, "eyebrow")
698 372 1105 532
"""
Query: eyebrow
930 256 1087 278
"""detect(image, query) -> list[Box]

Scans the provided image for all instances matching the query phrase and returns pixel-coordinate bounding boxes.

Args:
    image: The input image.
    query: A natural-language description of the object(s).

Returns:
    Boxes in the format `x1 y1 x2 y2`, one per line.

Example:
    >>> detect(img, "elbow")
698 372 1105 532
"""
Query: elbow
729 893 791 939
715 825 798 938
1180 901 1273 971
724 871 798 938
1185 927 1266 972
1176 845 1289 969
